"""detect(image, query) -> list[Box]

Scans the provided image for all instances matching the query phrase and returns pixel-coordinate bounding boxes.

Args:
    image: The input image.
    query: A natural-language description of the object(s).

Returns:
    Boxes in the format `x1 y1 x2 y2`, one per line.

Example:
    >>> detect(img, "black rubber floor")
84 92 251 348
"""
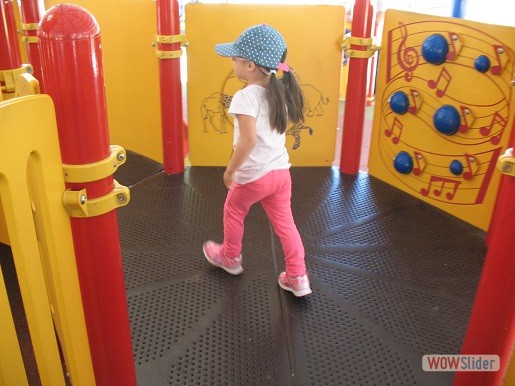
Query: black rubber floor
114 152 487 386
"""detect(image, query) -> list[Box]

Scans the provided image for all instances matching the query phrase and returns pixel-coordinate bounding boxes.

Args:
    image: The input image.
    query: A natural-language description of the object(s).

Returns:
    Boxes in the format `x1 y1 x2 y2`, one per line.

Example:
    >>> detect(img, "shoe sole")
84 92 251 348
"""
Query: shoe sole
203 244 243 275
278 279 312 297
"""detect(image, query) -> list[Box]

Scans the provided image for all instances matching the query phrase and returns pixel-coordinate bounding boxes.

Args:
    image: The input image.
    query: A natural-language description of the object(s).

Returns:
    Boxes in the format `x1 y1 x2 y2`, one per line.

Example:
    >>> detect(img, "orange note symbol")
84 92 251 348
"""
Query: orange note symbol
384 117 403 144
458 106 475 134
491 45 507 75
462 154 479 180
446 32 463 61
413 151 426 176
420 176 461 201
428 67 452 98
408 89 423 114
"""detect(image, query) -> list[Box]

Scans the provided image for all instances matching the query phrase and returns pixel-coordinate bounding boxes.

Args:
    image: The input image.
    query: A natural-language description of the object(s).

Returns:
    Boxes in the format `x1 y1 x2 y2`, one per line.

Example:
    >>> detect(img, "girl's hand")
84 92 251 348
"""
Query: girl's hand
223 170 235 189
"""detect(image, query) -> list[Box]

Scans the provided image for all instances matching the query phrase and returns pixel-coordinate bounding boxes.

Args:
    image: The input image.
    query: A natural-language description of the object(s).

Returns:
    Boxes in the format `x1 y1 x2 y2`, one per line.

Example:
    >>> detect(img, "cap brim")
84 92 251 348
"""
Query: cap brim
215 42 240 58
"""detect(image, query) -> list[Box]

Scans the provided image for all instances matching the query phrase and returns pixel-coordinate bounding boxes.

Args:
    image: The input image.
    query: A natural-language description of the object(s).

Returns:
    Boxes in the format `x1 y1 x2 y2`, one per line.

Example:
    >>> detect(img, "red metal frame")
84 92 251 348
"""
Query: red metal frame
0 0 22 73
454 133 515 385
156 0 185 174
339 0 375 174
20 0 45 90
38 4 136 385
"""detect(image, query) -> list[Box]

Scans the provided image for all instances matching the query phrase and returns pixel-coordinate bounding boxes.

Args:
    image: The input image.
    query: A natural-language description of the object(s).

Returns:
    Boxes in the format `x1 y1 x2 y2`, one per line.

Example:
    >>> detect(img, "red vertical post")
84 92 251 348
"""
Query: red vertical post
38 4 136 385
0 0 22 96
340 0 373 174
156 0 184 174
20 0 45 90
453 146 515 384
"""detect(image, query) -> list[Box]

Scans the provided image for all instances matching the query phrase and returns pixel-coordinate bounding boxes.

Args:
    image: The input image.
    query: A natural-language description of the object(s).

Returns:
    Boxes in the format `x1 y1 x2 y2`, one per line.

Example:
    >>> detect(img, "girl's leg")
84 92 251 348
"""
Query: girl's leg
223 177 270 257
260 170 306 277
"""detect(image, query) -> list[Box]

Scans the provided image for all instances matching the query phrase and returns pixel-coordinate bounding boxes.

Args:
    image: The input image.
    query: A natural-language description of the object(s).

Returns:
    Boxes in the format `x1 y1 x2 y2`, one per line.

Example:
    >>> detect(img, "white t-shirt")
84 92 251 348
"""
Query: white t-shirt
228 84 291 184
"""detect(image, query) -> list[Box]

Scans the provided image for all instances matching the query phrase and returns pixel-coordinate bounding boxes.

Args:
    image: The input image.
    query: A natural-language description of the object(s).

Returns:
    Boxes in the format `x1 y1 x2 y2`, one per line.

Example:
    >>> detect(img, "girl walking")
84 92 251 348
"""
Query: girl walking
203 24 311 297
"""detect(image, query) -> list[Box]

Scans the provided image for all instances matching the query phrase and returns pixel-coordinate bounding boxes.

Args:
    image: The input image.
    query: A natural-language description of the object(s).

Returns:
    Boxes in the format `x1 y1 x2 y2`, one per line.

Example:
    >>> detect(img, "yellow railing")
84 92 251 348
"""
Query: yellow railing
0 93 95 385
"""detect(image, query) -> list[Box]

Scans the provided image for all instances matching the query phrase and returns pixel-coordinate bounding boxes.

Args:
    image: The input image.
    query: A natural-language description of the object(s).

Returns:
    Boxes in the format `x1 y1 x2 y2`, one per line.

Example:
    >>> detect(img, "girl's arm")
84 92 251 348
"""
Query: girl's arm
224 114 257 189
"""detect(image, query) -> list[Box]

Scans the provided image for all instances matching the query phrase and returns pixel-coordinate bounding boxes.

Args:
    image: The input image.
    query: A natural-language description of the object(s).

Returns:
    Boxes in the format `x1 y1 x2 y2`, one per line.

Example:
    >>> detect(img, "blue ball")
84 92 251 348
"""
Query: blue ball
450 160 464 176
393 151 413 174
433 105 460 136
422 34 449 65
474 55 490 73
389 91 410 114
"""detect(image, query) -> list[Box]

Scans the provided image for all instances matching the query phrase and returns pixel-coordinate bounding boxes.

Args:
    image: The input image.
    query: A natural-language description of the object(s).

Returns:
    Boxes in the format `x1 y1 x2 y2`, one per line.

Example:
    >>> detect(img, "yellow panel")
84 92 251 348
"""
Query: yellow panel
45 0 164 163
369 10 515 231
0 94 94 385
186 4 345 166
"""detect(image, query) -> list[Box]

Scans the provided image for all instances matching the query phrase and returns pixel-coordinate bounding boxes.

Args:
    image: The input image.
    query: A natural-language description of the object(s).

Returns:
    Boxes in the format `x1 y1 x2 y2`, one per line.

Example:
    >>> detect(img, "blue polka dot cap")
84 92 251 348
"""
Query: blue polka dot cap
215 24 286 69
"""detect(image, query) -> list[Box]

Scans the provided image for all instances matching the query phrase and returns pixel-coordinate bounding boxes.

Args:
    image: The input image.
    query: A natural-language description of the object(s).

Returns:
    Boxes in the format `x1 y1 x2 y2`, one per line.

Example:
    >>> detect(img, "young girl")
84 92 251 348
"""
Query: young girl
203 24 311 297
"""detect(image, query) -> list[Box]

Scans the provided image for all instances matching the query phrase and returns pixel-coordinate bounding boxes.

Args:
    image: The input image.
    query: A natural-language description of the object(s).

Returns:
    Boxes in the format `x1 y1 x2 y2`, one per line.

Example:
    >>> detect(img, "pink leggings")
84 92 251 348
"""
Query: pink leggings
222 169 306 277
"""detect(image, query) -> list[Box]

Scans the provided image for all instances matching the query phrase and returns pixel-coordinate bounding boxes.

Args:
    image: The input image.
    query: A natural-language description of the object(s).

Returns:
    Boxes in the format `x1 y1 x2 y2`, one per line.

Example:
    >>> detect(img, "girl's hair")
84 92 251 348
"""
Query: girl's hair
263 50 305 134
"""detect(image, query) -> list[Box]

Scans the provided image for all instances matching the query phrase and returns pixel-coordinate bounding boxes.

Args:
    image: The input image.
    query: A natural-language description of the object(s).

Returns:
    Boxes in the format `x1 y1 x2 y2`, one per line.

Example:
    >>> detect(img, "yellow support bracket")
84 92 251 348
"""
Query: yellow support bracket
0 64 34 93
496 148 515 177
20 23 39 43
21 22 38 31
21 36 39 44
62 145 127 183
63 180 130 218
152 34 189 59
342 36 379 59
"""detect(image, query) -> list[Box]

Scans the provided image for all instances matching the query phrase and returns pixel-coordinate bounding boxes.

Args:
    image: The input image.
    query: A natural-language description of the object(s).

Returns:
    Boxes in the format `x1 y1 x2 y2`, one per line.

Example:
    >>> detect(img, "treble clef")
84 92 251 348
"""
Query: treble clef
397 22 419 81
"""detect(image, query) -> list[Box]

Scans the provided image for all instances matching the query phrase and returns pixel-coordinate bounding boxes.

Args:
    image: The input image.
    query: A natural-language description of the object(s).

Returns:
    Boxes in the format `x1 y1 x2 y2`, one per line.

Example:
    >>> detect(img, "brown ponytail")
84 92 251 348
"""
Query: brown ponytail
265 50 305 134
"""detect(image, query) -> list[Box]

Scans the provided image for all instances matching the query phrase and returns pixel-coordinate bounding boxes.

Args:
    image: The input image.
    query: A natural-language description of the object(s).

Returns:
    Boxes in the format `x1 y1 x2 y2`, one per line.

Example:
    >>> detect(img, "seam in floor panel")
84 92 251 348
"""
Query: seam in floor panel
269 221 298 386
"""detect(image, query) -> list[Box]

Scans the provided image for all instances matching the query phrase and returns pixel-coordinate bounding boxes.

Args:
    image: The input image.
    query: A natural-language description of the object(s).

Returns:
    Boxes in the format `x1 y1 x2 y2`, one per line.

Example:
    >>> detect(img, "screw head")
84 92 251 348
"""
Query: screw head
117 153 125 162
80 194 87 205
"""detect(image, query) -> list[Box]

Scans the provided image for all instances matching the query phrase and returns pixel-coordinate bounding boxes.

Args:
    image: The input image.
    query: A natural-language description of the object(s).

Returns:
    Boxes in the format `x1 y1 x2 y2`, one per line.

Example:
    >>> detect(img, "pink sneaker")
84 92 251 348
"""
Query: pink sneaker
278 272 312 297
202 241 243 275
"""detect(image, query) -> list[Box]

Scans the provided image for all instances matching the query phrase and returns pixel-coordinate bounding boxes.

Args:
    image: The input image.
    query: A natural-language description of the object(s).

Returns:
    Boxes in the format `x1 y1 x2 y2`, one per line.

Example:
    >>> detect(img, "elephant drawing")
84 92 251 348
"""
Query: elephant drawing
301 84 329 117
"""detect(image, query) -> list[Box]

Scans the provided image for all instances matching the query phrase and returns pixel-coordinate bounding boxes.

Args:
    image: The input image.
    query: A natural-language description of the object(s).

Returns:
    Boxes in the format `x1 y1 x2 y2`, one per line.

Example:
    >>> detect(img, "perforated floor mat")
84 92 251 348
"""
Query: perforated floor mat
117 159 487 385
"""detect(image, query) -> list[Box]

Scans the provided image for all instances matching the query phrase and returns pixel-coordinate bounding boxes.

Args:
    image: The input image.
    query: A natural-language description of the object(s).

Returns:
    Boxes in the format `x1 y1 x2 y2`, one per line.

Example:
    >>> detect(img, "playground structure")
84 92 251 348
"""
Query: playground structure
0 0 514 385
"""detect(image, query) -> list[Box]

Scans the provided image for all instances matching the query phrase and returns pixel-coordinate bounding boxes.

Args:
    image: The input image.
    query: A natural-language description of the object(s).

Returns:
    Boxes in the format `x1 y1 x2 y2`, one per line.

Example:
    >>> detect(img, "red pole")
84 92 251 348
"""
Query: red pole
156 0 184 174
20 0 45 90
453 147 515 384
0 0 22 95
340 0 374 174
38 4 136 385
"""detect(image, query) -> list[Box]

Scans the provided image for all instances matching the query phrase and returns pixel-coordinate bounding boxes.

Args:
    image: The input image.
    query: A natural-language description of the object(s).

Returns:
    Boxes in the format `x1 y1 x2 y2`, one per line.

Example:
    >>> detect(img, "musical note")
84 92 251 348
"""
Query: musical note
480 111 507 144
421 176 461 201
446 32 463 61
462 154 479 180
491 45 507 75
384 117 403 144
458 106 475 133
408 89 423 114
428 67 452 98
413 151 426 176
396 23 420 82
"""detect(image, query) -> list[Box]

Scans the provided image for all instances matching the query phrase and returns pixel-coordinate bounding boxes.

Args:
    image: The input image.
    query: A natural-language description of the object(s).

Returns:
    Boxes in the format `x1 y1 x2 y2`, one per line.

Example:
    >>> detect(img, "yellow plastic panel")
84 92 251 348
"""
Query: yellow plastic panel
186 3 344 166
45 0 164 163
0 95 94 385
369 10 515 230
